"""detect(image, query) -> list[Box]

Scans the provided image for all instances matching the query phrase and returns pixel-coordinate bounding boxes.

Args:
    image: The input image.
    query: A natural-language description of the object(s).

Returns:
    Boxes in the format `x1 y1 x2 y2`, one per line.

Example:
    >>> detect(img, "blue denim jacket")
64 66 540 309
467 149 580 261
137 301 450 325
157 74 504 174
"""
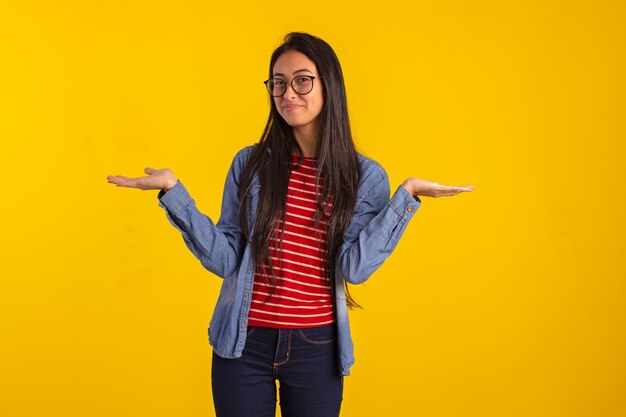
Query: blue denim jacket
157 145 421 376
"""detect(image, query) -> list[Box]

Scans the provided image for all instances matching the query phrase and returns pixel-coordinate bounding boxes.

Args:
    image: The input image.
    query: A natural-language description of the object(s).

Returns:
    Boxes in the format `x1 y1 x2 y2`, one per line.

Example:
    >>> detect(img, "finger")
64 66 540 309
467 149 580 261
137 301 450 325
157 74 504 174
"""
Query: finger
144 167 157 175
107 175 126 185
437 187 473 196
441 184 474 192
107 175 137 187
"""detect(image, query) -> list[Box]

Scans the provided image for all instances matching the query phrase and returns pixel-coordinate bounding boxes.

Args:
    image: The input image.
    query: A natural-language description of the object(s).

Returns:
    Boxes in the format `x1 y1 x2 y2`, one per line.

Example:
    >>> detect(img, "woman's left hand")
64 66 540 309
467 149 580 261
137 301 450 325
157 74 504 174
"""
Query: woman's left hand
401 177 474 198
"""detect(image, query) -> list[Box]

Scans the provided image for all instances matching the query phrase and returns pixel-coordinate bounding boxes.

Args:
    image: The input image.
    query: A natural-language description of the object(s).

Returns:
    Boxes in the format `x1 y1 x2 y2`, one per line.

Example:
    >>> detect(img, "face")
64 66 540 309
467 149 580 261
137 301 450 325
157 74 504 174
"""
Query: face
271 50 324 132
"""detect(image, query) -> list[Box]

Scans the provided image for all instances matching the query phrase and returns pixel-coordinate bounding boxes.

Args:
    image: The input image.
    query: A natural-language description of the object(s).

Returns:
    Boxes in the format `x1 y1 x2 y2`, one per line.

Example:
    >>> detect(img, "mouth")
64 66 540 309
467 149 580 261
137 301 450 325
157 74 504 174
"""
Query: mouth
284 104 303 112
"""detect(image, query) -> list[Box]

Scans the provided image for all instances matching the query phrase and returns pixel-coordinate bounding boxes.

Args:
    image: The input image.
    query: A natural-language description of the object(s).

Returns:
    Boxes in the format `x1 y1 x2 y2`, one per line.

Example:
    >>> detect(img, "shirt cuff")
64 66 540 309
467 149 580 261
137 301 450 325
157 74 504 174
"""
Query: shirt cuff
388 184 421 220
157 180 192 215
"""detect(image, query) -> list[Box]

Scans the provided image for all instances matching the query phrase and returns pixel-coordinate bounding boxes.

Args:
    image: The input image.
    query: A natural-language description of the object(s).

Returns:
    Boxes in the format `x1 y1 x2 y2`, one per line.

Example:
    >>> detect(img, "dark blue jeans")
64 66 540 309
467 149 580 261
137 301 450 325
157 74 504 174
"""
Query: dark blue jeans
211 324 343 417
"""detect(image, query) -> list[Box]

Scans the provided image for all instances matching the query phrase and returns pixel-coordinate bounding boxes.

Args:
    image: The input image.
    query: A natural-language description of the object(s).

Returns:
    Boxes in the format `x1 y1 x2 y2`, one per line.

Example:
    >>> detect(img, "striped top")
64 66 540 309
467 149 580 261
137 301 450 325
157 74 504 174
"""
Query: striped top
247 156 335 329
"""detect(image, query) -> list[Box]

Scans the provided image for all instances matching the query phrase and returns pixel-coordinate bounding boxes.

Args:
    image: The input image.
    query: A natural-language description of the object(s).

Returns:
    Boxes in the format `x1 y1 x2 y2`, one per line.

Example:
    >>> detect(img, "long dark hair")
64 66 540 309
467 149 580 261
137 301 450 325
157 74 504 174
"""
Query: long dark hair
239 32 362 309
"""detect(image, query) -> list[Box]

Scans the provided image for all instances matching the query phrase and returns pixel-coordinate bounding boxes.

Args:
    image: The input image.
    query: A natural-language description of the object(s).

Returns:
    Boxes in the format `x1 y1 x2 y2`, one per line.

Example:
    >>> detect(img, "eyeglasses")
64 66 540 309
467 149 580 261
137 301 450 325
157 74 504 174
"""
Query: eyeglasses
263 75 320 97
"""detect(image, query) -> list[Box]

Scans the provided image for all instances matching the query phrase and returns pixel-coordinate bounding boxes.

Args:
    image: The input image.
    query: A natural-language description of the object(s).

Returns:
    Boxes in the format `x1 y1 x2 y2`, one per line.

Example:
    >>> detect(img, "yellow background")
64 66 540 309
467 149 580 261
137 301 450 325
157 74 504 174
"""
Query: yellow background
1 1 624 416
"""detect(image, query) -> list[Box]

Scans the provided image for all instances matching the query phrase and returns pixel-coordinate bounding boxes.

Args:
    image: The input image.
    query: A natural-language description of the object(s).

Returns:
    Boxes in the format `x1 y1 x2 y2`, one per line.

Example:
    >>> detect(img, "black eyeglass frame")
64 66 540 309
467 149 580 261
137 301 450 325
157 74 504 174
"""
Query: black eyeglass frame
263 75 321 97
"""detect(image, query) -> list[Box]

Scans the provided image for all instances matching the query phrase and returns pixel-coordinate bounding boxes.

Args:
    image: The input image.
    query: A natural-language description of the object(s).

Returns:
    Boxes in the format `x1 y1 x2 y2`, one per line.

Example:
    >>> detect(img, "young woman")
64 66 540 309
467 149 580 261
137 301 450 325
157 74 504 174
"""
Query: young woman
108 32 473 417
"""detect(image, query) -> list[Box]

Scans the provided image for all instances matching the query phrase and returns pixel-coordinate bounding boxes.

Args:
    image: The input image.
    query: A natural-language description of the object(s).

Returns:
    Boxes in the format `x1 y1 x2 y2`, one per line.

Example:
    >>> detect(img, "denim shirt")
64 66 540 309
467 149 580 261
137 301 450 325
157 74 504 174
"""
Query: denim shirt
157 145 421 376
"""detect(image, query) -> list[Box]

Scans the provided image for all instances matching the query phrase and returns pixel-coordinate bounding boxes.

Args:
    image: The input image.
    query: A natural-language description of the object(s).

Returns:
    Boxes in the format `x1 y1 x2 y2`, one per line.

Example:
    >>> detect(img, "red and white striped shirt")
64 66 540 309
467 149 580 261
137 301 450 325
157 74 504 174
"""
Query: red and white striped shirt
247 156 335 329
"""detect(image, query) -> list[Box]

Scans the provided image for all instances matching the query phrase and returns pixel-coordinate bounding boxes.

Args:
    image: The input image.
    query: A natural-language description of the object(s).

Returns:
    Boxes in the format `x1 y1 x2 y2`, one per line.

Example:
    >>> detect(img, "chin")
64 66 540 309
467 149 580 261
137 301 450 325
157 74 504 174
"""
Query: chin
281 116 308 127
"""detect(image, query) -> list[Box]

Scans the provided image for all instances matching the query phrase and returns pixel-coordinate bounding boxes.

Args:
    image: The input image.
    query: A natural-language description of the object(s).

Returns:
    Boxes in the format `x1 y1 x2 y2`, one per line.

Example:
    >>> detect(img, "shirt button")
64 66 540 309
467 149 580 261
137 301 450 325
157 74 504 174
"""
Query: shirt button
407 206 414 212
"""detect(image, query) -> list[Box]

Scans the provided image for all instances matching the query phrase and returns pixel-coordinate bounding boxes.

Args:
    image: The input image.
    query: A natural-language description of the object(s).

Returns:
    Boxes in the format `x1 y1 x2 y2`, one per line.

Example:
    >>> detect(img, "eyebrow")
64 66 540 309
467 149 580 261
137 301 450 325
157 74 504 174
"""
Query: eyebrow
272 68 314 77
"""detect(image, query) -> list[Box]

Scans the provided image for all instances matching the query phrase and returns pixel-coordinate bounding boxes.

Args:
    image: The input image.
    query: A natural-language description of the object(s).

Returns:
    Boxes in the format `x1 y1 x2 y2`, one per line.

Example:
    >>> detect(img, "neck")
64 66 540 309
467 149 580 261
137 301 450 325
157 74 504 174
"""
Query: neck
292 124 319 157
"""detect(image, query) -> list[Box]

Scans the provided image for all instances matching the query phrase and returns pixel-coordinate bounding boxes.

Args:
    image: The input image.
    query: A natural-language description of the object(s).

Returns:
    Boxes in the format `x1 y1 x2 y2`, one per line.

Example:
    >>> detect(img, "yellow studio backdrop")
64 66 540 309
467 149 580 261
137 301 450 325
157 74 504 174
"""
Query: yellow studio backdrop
1 0 624 416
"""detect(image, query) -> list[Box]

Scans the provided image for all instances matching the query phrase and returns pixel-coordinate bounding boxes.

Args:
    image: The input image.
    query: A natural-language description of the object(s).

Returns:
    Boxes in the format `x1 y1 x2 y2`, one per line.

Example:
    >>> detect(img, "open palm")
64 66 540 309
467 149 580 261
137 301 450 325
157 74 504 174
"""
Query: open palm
107 167 178 191
402 177 474 198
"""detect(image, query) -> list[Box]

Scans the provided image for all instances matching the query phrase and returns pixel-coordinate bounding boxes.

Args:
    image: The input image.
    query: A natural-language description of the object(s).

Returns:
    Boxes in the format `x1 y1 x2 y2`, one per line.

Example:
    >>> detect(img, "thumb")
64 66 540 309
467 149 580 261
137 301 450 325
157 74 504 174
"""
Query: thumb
144 167 157 175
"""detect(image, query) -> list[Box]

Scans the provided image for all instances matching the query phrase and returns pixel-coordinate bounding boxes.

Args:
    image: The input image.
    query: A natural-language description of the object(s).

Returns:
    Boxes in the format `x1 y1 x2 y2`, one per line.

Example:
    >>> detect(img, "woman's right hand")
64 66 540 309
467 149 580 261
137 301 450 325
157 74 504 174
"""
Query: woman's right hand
401 177 474 198
107 167 178 191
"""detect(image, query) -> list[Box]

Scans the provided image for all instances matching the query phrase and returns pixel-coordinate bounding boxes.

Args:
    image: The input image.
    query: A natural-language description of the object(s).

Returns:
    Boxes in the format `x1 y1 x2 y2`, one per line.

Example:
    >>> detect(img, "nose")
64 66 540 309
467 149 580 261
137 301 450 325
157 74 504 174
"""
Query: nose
282 81 298 99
